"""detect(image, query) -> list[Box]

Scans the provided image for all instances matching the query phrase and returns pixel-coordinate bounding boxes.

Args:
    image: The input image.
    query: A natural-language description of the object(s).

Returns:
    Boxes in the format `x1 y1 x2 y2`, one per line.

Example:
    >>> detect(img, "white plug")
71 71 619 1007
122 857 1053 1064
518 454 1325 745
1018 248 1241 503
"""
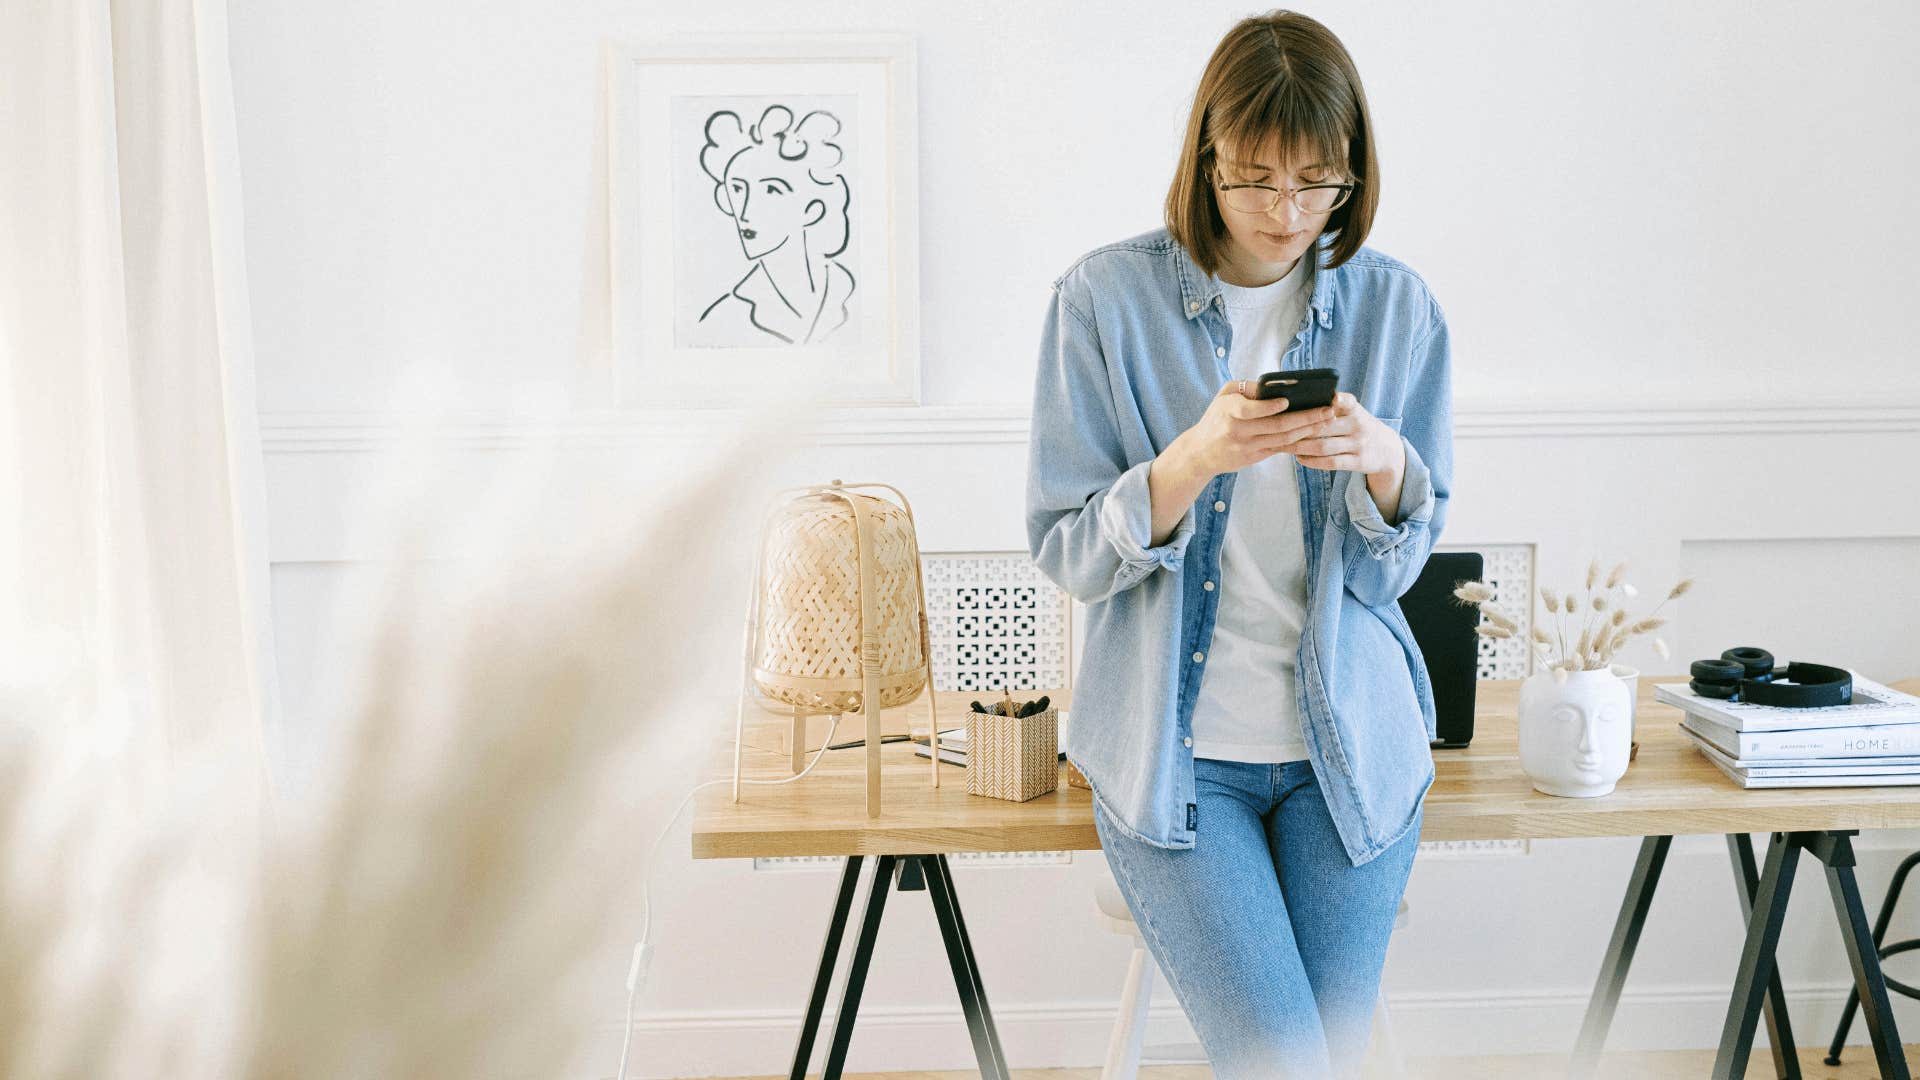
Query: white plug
627 940 653 993
616 941 653 1080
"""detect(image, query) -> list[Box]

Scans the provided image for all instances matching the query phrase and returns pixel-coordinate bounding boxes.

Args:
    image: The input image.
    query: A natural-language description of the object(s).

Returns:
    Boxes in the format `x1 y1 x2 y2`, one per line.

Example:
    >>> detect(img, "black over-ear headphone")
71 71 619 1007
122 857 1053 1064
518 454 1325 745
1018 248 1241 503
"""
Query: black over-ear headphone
1689 646 1852 708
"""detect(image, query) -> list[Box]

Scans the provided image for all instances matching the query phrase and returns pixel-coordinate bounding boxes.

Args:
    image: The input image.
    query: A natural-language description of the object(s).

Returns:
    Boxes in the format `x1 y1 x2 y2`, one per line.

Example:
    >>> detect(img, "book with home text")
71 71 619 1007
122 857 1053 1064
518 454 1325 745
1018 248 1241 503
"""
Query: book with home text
1680 714 1920 761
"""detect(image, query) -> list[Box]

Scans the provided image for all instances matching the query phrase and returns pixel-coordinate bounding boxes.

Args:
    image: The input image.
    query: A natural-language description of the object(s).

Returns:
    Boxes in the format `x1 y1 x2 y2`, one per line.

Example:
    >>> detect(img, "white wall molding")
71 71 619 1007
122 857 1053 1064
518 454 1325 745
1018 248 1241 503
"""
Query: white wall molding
615 980 1907 1077
258 396 1920 455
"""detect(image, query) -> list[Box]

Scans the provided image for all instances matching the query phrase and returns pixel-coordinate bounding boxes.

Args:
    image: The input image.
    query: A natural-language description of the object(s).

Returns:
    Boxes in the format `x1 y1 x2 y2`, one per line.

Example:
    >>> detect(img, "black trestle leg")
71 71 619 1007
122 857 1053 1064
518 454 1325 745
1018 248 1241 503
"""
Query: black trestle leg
822 853 895 1080
1570 834 1672 1078
924 854 1011 1080
789 855 864 1080
1818 833 1910 1080
1714 832 1800 1080
1728 833 1802 1080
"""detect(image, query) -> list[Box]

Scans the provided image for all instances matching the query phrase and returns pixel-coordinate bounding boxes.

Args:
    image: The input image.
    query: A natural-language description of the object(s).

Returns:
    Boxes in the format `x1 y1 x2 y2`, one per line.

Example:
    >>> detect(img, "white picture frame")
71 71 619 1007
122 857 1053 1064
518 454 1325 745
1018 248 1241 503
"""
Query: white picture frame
607 33 920 407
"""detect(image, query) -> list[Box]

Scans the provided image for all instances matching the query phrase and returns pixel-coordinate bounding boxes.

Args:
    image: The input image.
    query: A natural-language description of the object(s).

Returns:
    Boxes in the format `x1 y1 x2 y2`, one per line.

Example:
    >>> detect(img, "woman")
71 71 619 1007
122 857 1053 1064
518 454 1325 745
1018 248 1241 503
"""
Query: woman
1024 11 1454 1078
695 105 856 346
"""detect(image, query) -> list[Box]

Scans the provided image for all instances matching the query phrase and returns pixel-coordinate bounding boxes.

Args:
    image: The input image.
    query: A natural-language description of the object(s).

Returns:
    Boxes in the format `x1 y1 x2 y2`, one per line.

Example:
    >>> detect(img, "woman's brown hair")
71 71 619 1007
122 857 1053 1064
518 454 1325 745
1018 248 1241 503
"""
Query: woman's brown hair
1165 10 1379 277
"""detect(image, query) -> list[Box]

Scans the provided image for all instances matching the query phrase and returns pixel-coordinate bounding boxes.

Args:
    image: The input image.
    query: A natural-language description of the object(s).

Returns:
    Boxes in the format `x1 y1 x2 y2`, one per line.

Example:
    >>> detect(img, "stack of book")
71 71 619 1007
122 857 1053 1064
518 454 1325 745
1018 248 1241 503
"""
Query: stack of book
1656 672 1920 788
912 725 971 766
912 710 1072 766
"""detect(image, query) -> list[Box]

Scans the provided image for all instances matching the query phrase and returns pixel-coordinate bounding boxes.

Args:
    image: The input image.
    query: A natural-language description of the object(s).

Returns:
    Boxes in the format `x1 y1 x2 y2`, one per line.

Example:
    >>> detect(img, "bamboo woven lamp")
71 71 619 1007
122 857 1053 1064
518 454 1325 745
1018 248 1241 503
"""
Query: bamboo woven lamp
732 479 941 817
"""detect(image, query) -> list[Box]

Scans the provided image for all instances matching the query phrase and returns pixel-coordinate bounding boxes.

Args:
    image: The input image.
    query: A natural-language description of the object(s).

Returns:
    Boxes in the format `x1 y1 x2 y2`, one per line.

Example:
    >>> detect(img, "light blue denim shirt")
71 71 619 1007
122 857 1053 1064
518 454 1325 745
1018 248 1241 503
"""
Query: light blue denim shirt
1025 226 1454 868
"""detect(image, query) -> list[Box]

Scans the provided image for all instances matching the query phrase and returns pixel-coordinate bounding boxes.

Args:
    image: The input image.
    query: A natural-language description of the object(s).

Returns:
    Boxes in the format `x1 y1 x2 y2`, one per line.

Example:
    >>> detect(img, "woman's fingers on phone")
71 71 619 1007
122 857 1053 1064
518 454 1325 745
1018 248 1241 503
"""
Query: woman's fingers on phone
1245 397 1288 423
1271 407 1315 432
1219 378 1294 402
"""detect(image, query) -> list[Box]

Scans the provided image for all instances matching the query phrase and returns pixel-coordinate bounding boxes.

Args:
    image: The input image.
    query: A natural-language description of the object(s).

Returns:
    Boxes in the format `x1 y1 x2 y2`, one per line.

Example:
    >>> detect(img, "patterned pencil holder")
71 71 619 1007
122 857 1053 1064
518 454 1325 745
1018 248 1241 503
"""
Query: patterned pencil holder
965 705 1059 802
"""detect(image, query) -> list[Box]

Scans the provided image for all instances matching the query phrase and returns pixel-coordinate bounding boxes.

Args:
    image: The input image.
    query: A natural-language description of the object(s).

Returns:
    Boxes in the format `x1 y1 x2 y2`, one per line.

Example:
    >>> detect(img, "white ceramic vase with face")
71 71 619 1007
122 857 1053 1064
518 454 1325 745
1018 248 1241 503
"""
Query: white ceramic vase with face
1518 667 1633 797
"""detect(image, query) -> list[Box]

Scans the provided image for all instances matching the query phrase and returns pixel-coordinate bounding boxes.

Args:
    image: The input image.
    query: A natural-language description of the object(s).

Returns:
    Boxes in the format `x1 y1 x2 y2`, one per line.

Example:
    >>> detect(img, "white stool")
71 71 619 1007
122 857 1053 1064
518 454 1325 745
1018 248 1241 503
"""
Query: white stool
1094 862 1410 1079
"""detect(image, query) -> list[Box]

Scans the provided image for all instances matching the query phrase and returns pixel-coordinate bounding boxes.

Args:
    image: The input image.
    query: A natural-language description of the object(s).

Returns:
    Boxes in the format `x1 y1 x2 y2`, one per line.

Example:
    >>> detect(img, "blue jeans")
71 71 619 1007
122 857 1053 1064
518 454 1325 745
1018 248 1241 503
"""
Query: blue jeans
1092 757 1423 1079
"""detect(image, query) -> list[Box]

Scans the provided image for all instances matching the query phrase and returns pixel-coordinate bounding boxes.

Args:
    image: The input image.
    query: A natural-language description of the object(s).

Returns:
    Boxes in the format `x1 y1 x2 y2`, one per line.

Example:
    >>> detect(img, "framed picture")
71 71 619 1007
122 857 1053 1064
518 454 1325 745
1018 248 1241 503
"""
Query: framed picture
607 33 920 407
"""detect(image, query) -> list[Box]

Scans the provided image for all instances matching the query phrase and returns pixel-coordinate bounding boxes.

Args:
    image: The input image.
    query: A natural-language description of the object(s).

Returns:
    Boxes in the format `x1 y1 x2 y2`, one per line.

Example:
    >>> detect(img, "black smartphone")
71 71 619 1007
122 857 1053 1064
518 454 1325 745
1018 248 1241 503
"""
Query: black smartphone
1254 367 1338 411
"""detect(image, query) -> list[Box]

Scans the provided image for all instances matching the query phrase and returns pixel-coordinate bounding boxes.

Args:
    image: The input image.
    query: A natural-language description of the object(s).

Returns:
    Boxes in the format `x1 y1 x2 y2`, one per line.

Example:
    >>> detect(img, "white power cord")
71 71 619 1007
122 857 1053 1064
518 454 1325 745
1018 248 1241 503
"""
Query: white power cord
614 713 842 1080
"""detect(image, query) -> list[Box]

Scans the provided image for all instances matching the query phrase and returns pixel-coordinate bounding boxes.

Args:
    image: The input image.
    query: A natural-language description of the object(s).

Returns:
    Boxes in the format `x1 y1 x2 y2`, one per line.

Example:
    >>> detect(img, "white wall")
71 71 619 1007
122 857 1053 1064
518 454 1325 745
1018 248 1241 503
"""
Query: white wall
232 1 1920 1075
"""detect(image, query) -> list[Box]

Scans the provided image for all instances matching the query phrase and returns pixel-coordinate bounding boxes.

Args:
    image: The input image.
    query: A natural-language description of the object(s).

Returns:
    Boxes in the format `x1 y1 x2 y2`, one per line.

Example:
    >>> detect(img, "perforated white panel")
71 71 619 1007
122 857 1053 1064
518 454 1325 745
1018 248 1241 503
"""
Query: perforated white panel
1415 838 1531 858
922 552 1071 693
753 851 1074 872
1437 543 1534 680
751 854 849 872
950 850 1073 867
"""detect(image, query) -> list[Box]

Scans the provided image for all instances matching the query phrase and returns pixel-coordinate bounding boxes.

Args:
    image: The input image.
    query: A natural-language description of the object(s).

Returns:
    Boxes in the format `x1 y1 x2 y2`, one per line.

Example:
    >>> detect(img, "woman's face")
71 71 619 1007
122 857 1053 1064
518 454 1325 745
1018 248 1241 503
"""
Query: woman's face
722 144 817 261
1210 137 1346 285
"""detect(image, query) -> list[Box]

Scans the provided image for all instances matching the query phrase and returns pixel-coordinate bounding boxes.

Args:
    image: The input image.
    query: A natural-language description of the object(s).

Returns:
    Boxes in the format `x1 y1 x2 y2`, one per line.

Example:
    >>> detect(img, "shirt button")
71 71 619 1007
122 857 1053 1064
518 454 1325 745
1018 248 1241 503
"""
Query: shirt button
1183 736 1194 748
1192 651 1205 663
1215 346 1226 357
1203 580 1215 591
1213 500 1226 512
1188 300 1201 313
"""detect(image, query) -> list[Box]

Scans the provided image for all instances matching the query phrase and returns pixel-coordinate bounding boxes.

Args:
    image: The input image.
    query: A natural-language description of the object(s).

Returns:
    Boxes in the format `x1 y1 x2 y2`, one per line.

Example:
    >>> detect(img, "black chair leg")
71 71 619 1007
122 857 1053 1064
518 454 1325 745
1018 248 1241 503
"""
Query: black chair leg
1826 849 1920 1065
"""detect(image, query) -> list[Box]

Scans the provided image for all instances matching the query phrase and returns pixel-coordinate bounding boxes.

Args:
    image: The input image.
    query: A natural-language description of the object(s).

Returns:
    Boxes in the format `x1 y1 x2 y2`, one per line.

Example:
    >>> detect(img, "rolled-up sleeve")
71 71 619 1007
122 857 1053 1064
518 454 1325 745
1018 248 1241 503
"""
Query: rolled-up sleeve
1026 281 1196 606
1342 295 1453 607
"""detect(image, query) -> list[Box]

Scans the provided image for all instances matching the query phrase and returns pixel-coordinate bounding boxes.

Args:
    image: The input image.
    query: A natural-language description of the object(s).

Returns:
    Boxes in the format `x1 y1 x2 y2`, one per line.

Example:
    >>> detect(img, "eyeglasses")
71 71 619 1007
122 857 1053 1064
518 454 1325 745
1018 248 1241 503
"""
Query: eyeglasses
1210 170 1357 216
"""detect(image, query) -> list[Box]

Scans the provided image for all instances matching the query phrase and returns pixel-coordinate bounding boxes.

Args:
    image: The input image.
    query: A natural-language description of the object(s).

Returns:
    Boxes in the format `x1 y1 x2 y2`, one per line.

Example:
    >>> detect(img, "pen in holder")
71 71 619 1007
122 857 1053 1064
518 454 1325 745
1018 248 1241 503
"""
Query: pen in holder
965 689 1059 802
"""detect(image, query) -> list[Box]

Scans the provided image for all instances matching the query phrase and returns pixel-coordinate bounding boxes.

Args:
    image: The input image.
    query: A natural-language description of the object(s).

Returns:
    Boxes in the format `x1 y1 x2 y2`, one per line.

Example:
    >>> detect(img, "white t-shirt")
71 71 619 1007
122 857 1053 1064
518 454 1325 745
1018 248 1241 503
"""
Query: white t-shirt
1188 253 1315 763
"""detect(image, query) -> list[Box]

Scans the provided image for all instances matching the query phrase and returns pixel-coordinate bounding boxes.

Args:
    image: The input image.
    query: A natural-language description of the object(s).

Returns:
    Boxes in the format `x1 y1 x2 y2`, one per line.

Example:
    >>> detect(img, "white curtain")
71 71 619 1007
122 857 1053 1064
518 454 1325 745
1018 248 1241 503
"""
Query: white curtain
0 0 280 789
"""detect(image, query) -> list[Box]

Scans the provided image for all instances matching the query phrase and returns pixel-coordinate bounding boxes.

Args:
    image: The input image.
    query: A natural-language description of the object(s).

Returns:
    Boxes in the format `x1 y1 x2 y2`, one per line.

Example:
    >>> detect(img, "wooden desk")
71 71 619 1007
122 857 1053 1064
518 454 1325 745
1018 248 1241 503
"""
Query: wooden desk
695 678 1920 1080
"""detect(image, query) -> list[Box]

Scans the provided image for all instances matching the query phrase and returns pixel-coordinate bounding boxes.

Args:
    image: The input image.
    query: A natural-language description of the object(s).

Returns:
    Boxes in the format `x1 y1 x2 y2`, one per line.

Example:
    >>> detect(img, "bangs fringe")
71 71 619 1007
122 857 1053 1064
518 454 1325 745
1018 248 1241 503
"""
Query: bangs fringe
1213 78 1352 180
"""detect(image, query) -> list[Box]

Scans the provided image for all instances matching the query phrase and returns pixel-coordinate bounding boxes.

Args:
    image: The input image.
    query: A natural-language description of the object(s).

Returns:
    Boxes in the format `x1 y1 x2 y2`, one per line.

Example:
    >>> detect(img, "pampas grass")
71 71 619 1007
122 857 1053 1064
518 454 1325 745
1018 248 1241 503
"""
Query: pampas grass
0 399 805 1079
1453 559 1694 676
1451 577 1512 647
1534 559 1690 675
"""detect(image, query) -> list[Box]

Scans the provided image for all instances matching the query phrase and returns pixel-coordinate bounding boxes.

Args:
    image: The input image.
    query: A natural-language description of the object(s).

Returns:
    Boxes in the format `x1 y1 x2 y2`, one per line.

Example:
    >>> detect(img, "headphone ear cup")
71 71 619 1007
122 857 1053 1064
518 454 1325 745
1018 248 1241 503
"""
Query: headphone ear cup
1723 646 1774 679
1691 657 1745 701
1692 658 1743 683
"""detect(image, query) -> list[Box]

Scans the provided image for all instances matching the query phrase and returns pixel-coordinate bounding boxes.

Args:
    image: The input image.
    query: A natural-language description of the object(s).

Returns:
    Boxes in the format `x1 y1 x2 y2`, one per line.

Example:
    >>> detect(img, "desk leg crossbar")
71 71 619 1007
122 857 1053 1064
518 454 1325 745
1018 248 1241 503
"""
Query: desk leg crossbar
789 853 1011 1080
1569 831 1908 1080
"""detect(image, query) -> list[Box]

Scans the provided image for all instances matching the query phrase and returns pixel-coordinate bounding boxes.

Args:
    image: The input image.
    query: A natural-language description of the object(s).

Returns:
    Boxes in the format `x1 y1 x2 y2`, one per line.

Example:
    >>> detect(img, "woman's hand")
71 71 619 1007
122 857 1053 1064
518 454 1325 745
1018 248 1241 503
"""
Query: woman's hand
1168 379 1295 478
1274 391 1405 476
1171 383 1402 478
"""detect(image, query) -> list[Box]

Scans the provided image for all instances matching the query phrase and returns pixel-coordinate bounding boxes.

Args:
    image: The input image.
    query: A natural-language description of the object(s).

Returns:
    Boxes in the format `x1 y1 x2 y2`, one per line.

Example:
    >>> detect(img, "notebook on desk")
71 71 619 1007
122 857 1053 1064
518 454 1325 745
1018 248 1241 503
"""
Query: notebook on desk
1394 551 1484 749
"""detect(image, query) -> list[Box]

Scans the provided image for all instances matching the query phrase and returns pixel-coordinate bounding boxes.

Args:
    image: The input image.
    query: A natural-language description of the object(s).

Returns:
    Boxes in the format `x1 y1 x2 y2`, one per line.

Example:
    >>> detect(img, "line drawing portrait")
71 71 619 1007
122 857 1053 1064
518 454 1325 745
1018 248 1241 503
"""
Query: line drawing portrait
694 105 857 345
615 37 917 402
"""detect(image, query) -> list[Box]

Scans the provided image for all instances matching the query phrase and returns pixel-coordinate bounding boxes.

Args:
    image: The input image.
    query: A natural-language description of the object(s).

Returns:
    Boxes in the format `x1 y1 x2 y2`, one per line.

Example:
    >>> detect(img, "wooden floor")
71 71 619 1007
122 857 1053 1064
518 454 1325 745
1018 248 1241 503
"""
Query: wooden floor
1400 1046 1918 1078
721 1045 1920 1079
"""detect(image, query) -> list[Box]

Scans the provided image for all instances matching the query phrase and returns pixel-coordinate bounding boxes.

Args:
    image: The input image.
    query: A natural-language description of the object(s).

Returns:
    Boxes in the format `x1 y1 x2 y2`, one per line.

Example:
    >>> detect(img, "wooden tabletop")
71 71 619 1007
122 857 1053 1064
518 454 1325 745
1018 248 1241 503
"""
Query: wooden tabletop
691 678 1920 859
